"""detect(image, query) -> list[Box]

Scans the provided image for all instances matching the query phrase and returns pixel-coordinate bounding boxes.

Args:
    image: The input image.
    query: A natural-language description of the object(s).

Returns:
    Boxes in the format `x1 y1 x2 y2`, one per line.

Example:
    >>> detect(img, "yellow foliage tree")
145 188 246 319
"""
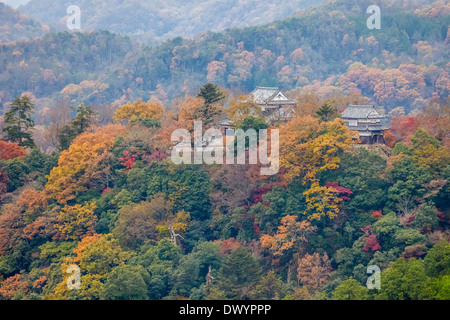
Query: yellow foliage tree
156 209 190 237
303 182 341 221
48 234 133 300
279 116 356 221
279 116 356 184
113 193 190 249
58 202 97 240
113 98 164 123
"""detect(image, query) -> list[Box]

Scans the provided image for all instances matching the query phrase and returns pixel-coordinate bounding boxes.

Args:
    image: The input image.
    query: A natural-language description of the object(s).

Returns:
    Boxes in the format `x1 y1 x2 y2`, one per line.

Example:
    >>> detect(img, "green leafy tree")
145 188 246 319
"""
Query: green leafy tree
234 116 270 151
190 83 225 127
171 241 222 297
372 212 401 251
2 158 30 192
378 257 434 300
218 246 262 300
411 202 440 233
321 148 388 212
131 238 182 300
332 277 370 300
433 275 450 300
252 270 285 300
386 157 432 211
2 96 35 148
424 241 450 278
236 116 269 132
25 149 59 176
103 264 150 300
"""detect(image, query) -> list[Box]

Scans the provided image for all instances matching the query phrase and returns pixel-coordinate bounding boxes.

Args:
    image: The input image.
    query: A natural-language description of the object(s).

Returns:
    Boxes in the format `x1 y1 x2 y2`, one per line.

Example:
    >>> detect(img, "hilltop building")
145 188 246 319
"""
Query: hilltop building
250 87 297 123
219 87 297 134
341 105 390 144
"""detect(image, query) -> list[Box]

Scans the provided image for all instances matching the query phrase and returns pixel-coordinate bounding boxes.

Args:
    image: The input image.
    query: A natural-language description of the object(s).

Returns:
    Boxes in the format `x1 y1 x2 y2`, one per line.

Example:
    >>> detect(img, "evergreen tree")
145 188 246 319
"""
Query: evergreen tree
218 246 262 299
58 104 97 150
315 103 338 122
2 96 35 148
198 83 225 106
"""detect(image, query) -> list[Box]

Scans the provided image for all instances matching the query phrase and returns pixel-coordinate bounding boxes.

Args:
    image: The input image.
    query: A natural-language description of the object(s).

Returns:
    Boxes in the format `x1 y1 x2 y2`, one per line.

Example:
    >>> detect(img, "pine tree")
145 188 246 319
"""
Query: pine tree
218 246 262 299
315 103 337 122
197 83 225 106
58 104 96 151
2 96 35 148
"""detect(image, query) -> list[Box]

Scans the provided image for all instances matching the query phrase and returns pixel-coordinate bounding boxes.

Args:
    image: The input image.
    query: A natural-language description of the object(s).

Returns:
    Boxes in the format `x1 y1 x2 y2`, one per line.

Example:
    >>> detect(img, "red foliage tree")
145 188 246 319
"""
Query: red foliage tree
0 141 27 160
325 182 353 201
372 210 383 220
390 117 420 145
361 226 381 252
384 130 397 148
119 151 137 171
147 149 167 163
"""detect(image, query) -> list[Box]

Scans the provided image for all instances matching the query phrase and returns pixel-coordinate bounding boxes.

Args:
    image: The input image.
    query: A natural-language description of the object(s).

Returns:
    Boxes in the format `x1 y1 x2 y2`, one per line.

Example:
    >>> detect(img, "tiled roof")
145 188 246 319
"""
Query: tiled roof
342 105 383 119
251 87 279 104
251 87 297 105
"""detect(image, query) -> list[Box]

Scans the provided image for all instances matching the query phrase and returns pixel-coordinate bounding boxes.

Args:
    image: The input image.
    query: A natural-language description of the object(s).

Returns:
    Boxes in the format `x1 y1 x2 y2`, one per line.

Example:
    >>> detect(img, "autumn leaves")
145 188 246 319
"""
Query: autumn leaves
279 116 357 221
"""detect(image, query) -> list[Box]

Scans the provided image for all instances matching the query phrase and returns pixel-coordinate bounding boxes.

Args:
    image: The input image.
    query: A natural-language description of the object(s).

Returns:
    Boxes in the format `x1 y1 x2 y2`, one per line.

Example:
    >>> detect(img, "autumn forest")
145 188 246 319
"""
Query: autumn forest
0 0 449 301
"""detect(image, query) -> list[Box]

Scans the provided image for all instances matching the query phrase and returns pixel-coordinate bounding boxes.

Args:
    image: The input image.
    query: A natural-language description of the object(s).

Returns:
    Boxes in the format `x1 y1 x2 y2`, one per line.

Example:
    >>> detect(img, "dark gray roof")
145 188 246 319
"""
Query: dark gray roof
342 105 384 119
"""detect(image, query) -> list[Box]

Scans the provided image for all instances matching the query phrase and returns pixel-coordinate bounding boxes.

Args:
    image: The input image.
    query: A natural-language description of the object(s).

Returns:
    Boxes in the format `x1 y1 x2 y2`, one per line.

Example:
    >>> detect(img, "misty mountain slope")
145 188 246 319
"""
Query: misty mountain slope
19 0 325 43
0 0 448 114
0 2 49 42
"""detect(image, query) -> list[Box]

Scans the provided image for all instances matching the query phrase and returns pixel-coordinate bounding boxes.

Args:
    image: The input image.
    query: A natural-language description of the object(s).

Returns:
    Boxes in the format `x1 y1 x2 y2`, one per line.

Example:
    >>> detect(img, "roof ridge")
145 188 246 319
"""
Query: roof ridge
255 86 279 90
267 89 282 101
347 104 375 108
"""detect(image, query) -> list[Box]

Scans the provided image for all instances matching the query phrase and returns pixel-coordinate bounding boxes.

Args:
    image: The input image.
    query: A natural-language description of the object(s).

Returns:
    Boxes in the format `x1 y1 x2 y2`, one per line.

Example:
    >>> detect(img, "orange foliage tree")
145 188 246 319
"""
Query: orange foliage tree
45 124 126 204
0 274 29 299
0 204 24 255
0 141 27 160
297 253 332 294
16 188 48 224
260 215 316 257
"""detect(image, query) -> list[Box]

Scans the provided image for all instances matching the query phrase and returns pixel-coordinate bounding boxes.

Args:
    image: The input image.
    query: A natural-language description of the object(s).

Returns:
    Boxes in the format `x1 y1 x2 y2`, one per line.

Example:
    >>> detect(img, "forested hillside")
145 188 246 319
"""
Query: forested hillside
0 0 448 116
0 85 449 300
20 0 324 42
0 0 449 301
0 3 50 42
